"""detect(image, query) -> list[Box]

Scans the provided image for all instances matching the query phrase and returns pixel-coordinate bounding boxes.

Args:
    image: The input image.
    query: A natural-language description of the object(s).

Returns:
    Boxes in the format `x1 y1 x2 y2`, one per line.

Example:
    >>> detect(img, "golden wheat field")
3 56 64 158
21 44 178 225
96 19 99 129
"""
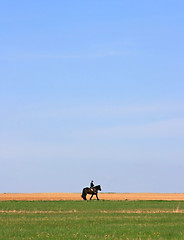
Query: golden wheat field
1 193 184 201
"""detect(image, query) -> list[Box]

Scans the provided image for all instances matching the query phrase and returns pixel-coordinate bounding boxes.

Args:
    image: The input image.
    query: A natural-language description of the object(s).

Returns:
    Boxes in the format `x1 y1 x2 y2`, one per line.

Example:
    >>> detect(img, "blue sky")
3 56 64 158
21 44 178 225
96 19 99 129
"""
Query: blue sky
1 0 184 193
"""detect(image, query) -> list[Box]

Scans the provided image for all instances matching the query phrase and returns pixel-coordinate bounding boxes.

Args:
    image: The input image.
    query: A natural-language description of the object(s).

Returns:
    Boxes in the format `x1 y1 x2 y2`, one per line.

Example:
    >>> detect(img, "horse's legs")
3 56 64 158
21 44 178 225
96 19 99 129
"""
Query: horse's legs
82 189 87 200
83 192 87 200
96 193 99 200
90 194 93 200
82 193 87 200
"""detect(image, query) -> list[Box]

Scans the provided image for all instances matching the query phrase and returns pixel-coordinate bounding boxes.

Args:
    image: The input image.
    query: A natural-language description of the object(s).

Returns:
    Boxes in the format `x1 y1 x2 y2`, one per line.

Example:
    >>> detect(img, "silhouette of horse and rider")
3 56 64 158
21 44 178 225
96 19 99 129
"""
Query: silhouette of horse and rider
81 180 102 200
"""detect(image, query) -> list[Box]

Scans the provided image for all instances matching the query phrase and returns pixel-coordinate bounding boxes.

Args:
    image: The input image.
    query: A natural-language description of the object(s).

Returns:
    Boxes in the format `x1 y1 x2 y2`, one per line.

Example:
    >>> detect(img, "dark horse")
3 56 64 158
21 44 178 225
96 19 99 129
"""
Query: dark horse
81 185 102 200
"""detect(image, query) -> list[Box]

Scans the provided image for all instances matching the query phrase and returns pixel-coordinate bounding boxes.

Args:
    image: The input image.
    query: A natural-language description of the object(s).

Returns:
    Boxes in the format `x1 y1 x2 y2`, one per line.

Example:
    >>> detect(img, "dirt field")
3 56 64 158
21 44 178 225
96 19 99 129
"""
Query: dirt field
1 193 184 201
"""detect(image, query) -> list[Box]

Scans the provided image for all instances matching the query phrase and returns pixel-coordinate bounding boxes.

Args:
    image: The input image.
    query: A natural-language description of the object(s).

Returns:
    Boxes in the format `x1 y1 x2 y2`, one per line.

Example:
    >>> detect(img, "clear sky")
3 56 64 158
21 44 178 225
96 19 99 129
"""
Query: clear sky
1 0 184 193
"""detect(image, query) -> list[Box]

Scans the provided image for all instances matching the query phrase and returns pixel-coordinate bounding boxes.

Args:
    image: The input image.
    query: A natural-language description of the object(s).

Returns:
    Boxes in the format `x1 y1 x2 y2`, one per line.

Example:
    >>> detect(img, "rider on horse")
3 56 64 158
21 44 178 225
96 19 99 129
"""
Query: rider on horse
90 180 94 191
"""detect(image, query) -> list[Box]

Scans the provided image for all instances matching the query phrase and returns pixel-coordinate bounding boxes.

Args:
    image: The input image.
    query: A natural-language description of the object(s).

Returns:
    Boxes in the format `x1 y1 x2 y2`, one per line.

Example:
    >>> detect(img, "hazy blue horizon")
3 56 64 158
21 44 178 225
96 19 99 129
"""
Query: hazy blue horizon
1 1 184 193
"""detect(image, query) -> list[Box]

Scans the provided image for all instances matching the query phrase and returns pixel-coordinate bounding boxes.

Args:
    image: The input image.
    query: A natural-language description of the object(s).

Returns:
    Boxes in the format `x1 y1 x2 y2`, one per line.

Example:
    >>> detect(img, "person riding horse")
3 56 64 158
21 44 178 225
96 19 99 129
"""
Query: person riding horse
90 180 94 188
82 184 102 200
90 180 94 192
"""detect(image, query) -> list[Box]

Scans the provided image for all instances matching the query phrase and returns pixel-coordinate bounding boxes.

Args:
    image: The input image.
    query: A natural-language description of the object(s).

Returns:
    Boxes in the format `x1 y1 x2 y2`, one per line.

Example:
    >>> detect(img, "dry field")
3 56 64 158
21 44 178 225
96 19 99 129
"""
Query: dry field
1 193 184 201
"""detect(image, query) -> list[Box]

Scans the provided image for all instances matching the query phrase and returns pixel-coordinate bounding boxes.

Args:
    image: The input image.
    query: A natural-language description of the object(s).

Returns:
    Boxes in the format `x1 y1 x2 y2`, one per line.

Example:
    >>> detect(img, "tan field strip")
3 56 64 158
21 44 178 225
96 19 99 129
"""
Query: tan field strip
1 193 184 201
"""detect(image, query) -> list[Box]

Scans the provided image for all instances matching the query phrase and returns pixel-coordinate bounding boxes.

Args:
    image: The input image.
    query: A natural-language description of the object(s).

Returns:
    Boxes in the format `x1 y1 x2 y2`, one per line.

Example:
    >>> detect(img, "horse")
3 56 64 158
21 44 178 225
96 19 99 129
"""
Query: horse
81 185 102 200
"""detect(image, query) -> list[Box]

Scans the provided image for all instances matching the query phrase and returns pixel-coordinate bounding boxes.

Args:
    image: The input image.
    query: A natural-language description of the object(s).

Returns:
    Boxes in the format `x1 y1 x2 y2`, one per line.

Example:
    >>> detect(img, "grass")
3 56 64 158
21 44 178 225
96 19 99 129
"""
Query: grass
1 200 184 239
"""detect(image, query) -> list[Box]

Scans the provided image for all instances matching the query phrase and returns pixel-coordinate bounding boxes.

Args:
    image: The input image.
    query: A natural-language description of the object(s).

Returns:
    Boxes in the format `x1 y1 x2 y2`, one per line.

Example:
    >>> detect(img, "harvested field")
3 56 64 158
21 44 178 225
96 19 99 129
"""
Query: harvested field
1 192 184 201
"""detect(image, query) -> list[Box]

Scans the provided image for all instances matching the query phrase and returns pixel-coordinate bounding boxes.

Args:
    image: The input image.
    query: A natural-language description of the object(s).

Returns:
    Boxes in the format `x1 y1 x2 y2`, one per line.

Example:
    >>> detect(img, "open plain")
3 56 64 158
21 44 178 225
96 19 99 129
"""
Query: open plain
1 192 184 201
1 199 184 239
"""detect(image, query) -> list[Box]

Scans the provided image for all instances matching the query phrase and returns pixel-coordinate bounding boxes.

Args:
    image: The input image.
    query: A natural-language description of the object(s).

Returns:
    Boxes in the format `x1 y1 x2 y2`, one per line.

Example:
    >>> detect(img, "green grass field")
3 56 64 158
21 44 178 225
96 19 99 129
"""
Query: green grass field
1 200 184 239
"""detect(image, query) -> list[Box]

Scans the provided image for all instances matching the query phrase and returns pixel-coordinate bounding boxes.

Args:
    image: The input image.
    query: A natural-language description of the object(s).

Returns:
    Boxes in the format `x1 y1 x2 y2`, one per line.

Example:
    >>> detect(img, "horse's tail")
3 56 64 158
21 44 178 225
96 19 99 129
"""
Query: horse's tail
81 188 86 200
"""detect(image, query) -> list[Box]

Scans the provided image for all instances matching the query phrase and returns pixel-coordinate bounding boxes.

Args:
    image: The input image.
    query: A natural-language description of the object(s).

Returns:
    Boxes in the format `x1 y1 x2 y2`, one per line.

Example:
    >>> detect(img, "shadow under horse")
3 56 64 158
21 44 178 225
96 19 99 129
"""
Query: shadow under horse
81 185 102 200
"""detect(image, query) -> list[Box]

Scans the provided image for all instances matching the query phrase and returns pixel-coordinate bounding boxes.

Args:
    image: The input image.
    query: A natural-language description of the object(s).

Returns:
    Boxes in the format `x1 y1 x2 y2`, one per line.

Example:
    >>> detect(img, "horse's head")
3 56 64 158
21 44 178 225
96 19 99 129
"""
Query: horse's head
96 185 101 191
